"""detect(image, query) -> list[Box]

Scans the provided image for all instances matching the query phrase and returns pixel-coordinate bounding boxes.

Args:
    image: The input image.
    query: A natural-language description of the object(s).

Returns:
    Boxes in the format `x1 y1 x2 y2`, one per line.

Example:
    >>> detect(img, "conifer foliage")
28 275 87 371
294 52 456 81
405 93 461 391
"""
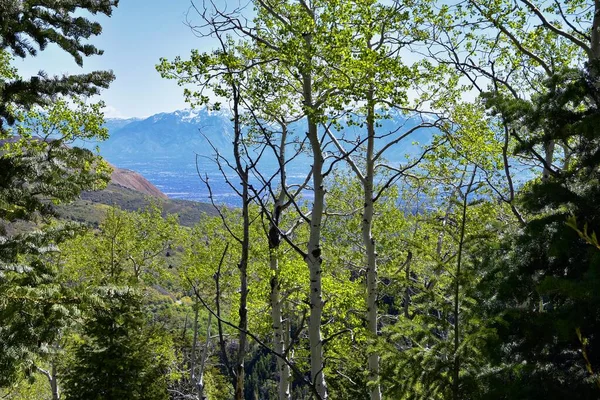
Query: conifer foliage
0 0 118 392
0 0 118 129
481 65 600 399
62 288 170 400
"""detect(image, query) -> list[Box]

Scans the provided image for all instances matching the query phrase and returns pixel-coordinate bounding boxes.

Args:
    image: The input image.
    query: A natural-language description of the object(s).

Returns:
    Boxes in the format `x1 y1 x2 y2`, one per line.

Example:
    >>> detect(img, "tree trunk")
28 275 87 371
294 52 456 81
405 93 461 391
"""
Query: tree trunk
542 140 555 181
270 250 291 400
235 180 249 400
36 362 60 400
453 168 477 400
364 92 381 400
590 0 600 66
302 64 327 398
198 312 212 399
51 362 59 400
233 88 249 400
268 122 292 400
191 302 199 383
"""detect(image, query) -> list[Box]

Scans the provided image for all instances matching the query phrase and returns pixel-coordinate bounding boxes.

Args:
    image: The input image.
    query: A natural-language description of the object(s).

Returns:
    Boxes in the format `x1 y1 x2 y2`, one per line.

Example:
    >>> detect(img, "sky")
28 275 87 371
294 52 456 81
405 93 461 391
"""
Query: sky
16 0 232 118
13 1 473 119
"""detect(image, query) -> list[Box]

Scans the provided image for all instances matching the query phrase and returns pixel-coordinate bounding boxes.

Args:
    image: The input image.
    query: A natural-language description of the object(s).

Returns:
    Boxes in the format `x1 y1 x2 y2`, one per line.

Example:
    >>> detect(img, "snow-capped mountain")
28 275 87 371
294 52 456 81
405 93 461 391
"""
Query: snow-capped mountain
95 107 437 164
84 107 439 204
103 117 143 133
96 108 233 163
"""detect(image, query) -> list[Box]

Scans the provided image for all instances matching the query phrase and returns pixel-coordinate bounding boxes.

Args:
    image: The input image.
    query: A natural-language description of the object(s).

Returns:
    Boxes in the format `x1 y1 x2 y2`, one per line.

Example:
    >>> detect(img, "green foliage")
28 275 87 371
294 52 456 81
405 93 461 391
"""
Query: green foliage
0 1 117 129
1 4 119 390
61 205 178 285
0 98 111 221
6 0 600 398
478 66 600 398
0 371 53 400
62 288 171 400
375 186 507 400
0 96 113 390
58 207 180 399
0 223 86 387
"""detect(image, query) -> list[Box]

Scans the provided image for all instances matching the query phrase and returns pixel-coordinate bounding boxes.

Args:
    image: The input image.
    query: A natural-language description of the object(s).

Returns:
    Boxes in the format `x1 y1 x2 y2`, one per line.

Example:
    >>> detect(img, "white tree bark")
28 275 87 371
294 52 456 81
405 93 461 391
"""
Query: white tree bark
270 250 291 400
36 362 60 400
270 124 292 400
198 312 212 399
302 64 328 398
191 302 199 387
364 96 381 400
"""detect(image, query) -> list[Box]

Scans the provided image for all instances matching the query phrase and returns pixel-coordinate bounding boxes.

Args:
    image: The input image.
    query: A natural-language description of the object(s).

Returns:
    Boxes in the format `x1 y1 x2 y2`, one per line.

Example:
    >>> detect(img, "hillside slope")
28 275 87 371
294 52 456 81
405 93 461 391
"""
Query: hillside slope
57 166 216 227
110 166 168 199
57 184 216 227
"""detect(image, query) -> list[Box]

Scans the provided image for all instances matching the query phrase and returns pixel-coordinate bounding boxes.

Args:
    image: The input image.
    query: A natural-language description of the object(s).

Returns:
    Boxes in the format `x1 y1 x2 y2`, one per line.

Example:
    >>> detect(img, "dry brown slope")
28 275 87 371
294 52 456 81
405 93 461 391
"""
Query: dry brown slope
109 165 168 199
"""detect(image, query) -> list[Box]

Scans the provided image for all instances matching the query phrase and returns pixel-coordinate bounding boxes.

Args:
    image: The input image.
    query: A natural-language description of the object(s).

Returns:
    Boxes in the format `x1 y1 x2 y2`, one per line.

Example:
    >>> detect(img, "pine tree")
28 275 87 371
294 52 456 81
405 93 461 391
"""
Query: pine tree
0 223 86 387
60 207 177 400
62 288 170 400
0 1 118 389
480 65 600 398
0 0 118 129
0 100 111 388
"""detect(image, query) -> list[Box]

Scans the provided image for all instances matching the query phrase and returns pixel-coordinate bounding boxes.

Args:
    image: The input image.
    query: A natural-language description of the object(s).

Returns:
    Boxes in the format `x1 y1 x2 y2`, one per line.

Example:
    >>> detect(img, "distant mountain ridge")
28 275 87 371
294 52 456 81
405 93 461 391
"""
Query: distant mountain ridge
102 117 143 133
86 107 439 204
97 107 436 163
98 108 234 162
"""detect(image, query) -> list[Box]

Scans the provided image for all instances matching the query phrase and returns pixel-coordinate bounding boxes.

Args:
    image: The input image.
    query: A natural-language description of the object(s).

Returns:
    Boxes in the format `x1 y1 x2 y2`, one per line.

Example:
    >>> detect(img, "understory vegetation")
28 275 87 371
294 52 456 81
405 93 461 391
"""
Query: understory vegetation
1 0 600 399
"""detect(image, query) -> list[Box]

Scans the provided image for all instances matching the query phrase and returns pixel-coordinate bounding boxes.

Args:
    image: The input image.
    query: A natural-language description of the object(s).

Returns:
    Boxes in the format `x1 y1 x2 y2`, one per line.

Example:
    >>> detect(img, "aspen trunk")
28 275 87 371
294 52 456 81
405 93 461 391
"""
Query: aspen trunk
191 302 199 386
302 65 327 398
235 179 249 400
36 361 60 400
51 362 59 400
307 176 326 399
198 312 212 399
270 250 291 400
232 85 249 400
270 123 291 400
364 94 381 400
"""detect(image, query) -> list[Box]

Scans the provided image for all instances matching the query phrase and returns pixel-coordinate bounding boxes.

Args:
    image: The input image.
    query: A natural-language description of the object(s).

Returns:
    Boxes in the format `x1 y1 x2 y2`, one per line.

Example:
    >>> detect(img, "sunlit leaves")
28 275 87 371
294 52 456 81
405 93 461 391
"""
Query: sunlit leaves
0 99 111 221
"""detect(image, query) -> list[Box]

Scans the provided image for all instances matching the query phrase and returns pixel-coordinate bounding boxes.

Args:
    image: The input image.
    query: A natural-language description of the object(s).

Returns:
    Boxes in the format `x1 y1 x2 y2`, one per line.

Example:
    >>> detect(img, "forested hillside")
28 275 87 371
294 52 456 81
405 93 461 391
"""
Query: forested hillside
1 1 599 400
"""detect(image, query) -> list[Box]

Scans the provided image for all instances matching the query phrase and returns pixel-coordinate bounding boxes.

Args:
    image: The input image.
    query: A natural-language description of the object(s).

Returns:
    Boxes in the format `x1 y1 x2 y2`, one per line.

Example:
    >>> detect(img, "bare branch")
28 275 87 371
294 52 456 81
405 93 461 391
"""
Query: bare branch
188 279 323 400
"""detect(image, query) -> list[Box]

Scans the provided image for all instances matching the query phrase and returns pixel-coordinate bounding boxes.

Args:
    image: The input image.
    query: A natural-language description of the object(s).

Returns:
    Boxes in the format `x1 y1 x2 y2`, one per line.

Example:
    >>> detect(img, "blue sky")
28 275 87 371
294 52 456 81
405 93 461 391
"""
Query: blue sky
16 0 229 118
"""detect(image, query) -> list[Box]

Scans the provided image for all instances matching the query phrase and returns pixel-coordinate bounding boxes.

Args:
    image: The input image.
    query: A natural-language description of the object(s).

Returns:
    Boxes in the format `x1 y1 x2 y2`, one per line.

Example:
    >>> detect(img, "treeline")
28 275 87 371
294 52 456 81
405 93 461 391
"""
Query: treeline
1 1 600 400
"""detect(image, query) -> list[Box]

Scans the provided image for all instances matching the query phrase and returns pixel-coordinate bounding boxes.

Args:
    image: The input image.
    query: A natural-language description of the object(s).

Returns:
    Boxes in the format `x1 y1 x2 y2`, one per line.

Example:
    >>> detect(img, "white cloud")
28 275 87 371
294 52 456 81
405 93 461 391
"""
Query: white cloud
103 105 128 119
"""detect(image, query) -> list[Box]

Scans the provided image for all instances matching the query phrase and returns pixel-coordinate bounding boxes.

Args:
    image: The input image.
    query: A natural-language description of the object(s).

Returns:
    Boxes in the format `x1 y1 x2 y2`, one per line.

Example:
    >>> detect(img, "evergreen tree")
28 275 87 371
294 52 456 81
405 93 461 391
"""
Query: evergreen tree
0 0 118 129
480 65 600 398
61 207 177 400
0 99 111 387
0 1 117 389
62 288 170 400
0 223 85 387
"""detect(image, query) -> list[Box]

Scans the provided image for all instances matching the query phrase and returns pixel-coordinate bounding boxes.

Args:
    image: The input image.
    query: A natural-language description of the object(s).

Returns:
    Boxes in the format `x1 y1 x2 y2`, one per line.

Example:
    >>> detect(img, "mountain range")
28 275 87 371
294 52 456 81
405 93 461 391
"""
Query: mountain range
97 108 234 162
95 108 435 162
80 107 439 204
